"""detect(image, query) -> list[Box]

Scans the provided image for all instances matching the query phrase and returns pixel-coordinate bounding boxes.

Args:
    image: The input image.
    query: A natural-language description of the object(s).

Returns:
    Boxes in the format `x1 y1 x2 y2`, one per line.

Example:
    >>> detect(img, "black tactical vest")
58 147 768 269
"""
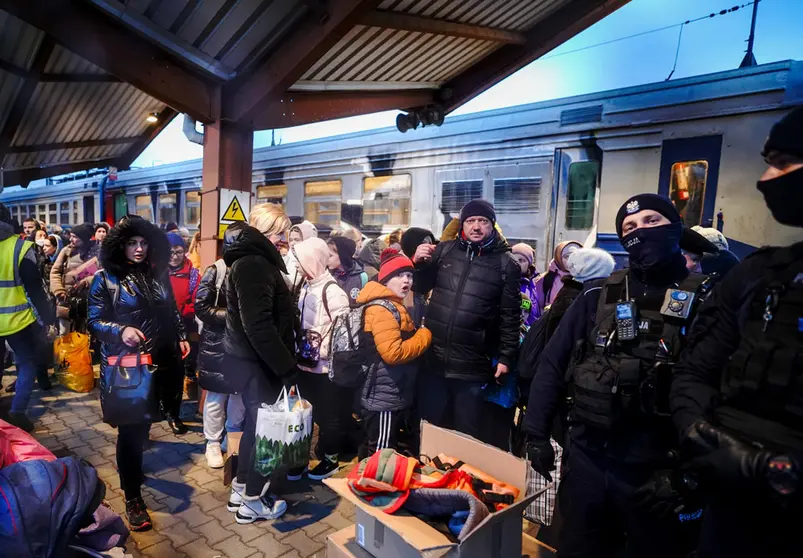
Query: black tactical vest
716 246 803 452
569 270 711 432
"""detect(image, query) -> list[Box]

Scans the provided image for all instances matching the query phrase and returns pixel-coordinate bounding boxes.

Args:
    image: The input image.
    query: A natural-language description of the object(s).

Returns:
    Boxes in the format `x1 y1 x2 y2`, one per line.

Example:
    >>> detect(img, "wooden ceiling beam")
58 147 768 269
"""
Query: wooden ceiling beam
361 10 526 45
442 0 632 113
6 136 138 153
252 89 434 130
0 0 218 122
224 0 381 124
40 73 121 83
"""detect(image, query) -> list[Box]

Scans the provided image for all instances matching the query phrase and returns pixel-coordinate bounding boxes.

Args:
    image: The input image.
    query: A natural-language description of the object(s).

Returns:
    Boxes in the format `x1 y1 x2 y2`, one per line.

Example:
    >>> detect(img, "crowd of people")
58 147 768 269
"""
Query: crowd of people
0 108 800 557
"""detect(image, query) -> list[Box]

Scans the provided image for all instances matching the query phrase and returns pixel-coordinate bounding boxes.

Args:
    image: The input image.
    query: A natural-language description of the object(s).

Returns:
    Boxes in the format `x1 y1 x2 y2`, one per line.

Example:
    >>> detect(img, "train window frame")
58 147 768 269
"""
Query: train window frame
565 161 599 230
256 184 288 208
184 191 201 228
135 195 154 222
669 160 709 226
362 174 412 228
304 179 342 228
60 202 70 225
72 200 79 224
494 177 542 213
440 180 484 217
158 193 177 226
48 203 57 224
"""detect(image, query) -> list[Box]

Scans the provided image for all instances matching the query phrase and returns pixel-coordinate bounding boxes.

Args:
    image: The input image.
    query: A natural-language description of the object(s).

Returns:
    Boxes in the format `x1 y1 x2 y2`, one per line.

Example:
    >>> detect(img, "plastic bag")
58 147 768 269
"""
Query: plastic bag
253 386 313 476
54 332 95 393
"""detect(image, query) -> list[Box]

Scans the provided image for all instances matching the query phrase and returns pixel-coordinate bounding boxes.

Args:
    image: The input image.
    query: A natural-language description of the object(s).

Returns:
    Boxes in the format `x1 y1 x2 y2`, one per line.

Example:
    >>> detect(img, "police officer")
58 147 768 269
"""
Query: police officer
524 193 709 557
670 107 803 556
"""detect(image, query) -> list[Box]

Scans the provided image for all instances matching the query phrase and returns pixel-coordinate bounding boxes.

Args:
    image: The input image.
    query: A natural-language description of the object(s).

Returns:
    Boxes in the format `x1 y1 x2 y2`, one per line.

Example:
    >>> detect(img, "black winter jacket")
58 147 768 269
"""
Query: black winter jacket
223 225 297 391
414 234 521 382
195 261 233 394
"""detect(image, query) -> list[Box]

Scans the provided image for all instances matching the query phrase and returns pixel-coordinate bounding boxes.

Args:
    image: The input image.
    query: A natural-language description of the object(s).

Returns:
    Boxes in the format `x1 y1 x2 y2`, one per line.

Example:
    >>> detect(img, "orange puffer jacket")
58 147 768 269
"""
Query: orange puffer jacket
358 281 432 412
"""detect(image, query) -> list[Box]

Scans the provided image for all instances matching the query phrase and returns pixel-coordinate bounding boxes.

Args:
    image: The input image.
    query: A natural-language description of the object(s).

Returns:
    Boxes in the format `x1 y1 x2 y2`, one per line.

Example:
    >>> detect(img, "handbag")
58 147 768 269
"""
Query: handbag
101 349 159 426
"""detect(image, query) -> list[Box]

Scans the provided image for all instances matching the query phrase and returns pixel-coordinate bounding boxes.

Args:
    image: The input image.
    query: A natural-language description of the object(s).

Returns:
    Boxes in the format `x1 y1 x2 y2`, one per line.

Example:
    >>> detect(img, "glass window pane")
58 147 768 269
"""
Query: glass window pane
670 160 708 226
158 193 177 225
73 200 79 224
256 184 287 207
304 180 342 226
566 161 599 230
494 178 541 213
28 205 36 218
441 180 483 216
184 191 201 227
60 202 70 224
135 195 153 222
362 175 411 227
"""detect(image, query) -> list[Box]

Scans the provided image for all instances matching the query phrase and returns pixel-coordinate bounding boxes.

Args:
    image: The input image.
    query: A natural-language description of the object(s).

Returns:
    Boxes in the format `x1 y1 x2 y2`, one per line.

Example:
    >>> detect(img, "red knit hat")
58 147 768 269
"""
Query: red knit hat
378 248 414 284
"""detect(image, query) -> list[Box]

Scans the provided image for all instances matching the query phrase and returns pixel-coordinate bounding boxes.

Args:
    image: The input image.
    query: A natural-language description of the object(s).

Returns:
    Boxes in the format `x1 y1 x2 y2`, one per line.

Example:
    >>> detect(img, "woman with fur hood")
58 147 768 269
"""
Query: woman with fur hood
87 215 190 532
291 237 351 481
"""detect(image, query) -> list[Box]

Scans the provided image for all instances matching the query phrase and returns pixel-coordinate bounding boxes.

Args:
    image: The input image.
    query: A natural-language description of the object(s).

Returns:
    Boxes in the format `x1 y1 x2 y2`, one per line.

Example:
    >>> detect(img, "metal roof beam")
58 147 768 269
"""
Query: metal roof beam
0 37 55 165
1 157 118 188
40 73 121 83
361 10 526 45
224 0 382 124
442 0 632 113
6 136 138 153
252 89 434 130
0 58 28 79
0 0 219 122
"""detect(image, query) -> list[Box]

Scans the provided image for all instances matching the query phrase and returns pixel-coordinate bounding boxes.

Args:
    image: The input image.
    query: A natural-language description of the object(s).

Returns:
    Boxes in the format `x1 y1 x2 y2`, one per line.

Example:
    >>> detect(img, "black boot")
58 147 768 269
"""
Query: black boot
166 414 187 435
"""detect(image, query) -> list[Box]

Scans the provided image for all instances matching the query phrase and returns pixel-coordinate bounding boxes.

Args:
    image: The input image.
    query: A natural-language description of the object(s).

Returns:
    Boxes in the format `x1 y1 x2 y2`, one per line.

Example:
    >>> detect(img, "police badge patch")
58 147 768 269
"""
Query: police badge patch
626 200 640 214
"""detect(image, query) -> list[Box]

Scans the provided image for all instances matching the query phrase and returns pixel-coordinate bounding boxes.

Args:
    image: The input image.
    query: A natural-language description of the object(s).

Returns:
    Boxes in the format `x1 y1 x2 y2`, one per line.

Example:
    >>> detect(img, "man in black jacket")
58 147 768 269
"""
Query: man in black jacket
222 221 298 524
413 199 521 446
670 107 803 557
524 194 706 557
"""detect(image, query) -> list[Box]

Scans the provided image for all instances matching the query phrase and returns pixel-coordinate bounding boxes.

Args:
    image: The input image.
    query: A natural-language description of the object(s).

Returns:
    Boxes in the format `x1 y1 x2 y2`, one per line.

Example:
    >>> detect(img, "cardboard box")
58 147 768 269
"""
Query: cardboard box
325 422 547 558
327 526 374 558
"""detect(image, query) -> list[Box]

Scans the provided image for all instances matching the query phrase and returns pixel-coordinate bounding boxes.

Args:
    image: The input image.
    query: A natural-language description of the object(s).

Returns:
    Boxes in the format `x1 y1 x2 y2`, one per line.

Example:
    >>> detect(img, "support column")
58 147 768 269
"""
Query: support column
198 120 254 270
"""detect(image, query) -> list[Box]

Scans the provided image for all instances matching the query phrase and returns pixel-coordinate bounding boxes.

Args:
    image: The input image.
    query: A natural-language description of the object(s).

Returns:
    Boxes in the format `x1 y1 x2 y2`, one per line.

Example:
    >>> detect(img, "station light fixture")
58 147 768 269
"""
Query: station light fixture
146 112 159 123
396 105 445 133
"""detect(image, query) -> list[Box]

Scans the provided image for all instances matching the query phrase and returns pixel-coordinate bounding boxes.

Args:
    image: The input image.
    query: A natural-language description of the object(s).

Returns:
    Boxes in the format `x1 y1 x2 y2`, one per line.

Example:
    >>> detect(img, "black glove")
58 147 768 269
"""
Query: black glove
633 469 698 519
527 439 556 482
682 419 772 489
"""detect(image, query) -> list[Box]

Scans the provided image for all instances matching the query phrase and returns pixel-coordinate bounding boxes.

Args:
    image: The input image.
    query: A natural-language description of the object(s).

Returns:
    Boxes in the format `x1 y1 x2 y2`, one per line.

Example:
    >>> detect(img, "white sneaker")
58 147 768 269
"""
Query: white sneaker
235 495 288 524
227 480 246 512
206 442 225 469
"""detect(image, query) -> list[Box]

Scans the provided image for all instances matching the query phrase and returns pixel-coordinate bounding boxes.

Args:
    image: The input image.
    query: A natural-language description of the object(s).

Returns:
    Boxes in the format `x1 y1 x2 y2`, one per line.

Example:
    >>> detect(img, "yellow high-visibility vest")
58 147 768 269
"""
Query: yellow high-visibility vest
0 236 36 335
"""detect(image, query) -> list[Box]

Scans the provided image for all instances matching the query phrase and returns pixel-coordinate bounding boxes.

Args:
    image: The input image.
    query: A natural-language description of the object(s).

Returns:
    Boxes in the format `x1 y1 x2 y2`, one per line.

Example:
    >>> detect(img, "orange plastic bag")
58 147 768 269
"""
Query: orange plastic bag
54 332 95 393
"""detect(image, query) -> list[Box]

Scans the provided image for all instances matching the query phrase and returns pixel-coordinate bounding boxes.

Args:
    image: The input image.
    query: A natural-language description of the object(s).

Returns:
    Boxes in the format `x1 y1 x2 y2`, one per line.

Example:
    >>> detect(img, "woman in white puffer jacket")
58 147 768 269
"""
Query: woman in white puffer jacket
290 237 352 481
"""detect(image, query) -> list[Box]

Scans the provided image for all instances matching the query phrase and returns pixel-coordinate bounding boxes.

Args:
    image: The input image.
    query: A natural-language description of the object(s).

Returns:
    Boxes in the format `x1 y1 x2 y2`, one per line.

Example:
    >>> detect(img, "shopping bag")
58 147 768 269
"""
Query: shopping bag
53 332 94 393
524 437 562 526
253 386 313 477
100 350 159 426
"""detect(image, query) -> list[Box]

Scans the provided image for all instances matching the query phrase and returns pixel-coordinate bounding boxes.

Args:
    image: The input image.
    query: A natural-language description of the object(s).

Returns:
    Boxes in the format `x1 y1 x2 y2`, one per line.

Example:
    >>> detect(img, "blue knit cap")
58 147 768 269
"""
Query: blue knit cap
166 232 185 249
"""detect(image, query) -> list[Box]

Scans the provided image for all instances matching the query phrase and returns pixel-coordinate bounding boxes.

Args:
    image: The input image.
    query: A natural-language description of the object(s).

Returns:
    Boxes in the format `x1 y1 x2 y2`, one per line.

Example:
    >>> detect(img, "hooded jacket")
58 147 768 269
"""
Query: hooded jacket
223 225 297 389
294 238 351 375
195 259 232 393
333 259 368 307
533 240 583 315
358 281 432 412
358 237 386 280
49 243 93 300
414 232 521 382
168 257 200 323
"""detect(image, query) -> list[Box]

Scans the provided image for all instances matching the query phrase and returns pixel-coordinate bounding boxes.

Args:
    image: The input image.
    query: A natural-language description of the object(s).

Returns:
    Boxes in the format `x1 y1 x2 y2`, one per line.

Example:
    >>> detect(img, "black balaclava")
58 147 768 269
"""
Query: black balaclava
757 106 803 227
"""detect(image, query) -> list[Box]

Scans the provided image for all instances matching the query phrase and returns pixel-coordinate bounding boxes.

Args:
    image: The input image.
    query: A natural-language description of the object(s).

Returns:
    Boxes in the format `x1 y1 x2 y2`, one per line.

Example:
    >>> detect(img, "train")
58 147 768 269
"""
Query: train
2 59 802 271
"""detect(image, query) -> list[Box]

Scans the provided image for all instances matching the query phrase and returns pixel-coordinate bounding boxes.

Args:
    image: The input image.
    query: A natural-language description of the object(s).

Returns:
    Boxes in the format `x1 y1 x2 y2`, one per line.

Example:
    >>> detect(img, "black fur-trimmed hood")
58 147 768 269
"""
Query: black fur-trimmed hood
100 215 170 279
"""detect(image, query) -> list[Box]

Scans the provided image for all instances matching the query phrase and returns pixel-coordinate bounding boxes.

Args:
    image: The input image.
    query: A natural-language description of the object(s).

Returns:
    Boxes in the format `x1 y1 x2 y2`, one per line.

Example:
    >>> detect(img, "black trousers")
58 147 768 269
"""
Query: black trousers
117 423 150 501
359 410 405 460
155 356 184 417
418 373 487 442
297 372 353 458
556 445 694 558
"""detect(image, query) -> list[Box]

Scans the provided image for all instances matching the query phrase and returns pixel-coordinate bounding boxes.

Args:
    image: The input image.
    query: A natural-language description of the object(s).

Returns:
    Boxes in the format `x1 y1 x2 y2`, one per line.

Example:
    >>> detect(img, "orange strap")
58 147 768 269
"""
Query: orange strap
108 353 152 367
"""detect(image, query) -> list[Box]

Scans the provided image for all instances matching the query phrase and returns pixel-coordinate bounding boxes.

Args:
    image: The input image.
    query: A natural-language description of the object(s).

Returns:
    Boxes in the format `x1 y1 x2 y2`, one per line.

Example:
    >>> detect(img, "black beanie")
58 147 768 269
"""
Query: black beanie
71 223 95 243
459 199 496 224
615 194 681 238
401 227 435 259
762 106 803 159
328 236 356 268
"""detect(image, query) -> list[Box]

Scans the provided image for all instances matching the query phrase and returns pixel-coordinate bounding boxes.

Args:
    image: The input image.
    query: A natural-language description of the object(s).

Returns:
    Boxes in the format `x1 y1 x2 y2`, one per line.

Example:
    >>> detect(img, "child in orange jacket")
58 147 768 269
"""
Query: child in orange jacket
357 249 432 459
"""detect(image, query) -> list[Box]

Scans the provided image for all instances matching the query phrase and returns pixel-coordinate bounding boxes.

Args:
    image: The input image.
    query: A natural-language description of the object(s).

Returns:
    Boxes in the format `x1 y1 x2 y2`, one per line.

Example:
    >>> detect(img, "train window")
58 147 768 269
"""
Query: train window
38 204 46 222
48 204 57 224
135 195 153 222
73 200 79 224
566 161 599 230
158 194 177 225
256 184 287 207
670 160 708 226
10 207 17 222
28 205 36 218
304 180 342 227
60 202 70 225
441 180 483 216
363 175 411 227
494 178 541 213
184 191 201 227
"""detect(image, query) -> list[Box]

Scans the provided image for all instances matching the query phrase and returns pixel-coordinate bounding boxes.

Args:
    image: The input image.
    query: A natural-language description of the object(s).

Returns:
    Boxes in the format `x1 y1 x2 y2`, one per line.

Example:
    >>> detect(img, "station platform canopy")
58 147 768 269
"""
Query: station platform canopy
0 0 629 187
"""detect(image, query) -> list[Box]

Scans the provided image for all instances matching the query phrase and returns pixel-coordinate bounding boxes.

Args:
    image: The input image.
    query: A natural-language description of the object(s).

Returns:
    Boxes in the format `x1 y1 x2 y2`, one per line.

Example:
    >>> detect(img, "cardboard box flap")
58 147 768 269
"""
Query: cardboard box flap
460 485 550 545
420 421 529 496
325 478 458 552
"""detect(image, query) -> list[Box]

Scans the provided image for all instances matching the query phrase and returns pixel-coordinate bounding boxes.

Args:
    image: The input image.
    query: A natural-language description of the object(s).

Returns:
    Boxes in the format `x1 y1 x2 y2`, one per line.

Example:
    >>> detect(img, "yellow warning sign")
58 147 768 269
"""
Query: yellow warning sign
222 196 246 221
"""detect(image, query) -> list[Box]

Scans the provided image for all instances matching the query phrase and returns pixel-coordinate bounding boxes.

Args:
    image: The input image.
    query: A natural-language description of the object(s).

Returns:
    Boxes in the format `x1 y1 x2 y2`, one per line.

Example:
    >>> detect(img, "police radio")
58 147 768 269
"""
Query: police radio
616 276 638 342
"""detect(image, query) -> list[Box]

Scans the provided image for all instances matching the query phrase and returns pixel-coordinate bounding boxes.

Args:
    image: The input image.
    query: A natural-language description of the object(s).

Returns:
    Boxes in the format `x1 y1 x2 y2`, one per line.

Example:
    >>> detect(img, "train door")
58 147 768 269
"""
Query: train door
549 147 602 257
658 135 722 227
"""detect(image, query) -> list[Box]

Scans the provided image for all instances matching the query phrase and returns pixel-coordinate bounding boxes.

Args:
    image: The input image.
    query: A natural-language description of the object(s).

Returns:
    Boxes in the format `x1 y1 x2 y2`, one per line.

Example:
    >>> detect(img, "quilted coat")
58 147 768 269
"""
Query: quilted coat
358 281 432 412
195 260 233 393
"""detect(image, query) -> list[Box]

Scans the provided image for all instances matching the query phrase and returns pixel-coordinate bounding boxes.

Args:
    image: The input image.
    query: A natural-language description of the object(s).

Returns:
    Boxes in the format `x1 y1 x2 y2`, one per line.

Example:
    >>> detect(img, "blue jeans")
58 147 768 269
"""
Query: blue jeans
3 323 45 414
